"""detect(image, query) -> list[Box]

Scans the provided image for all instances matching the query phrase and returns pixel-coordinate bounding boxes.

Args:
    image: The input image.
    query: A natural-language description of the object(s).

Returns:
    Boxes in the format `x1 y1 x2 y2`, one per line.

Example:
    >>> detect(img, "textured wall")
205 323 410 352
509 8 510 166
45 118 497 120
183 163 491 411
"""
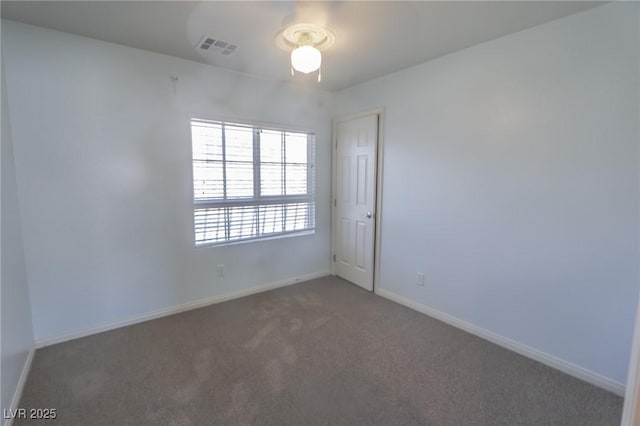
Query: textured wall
1 56 35 413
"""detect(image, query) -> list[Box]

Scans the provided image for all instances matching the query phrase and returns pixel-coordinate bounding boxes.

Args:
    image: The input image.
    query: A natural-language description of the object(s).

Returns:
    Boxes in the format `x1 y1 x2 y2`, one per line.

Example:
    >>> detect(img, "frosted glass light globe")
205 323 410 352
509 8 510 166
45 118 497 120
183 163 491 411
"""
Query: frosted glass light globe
291 45 321 74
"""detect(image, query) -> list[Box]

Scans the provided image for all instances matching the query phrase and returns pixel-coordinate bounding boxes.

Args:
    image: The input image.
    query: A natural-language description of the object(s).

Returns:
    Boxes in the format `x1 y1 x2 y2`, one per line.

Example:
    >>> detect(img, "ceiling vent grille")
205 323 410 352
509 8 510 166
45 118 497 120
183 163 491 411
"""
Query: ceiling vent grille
197 36 237 56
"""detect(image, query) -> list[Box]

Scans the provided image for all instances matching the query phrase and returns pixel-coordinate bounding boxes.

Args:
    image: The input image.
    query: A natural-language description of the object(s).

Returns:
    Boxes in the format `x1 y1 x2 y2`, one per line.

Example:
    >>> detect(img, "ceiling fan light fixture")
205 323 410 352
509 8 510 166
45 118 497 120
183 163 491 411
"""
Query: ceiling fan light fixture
291 45 322 74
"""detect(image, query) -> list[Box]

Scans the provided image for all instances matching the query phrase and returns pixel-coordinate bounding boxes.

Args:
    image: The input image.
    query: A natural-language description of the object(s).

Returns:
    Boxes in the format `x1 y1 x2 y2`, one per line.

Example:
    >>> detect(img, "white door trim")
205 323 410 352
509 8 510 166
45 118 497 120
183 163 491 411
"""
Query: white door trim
622 293 640 425
331 108 385 291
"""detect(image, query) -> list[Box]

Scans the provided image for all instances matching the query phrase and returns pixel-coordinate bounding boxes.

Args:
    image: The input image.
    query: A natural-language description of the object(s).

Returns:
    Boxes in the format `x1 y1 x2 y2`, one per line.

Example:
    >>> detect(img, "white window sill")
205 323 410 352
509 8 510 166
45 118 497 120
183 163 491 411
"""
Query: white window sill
194 229 315 249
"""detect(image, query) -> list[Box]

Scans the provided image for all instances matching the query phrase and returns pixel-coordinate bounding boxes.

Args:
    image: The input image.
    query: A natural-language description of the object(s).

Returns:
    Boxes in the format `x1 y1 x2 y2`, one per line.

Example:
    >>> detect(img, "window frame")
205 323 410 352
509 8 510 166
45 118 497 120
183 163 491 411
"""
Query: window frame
189 116 316 248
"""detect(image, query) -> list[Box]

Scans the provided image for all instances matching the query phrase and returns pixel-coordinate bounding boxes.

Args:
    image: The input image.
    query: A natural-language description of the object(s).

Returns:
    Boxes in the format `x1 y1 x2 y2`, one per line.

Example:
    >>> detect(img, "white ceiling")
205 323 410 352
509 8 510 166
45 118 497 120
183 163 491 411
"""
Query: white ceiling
1 1 603 92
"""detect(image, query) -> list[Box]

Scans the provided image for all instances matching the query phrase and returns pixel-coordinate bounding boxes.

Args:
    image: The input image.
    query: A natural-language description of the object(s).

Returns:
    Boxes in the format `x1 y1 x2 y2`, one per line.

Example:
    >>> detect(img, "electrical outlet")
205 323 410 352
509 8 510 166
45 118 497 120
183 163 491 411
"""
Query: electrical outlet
216 264 224 277
417 272 425 286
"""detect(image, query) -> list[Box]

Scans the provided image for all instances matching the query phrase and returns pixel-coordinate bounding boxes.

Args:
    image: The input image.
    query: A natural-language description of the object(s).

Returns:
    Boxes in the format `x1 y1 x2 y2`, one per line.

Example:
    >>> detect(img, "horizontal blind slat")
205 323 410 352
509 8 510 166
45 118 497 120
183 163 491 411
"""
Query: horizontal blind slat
194 201 315 246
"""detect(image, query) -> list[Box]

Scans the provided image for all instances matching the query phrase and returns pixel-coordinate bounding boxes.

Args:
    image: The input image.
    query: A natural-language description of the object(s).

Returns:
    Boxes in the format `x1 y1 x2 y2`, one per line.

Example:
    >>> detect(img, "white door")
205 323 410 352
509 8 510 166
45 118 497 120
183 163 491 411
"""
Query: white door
333 113 378 291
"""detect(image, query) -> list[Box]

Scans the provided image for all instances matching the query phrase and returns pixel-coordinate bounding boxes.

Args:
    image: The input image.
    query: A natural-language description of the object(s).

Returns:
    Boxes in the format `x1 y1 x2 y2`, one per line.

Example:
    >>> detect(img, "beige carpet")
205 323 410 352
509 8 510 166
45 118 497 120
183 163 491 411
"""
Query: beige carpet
17 276 623 425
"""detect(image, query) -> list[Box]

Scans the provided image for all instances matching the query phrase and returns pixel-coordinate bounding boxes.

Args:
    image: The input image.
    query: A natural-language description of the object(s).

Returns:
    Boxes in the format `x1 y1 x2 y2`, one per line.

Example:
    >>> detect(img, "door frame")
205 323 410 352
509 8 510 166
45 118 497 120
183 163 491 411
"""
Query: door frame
622 293 640 425
331 107 385 292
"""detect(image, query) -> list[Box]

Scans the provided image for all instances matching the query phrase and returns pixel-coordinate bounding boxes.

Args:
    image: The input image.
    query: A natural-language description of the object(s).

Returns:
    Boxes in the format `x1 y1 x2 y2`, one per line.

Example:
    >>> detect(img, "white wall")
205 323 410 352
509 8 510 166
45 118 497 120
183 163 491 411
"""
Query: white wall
334 2 639 386
1 20 333 343
1 56 35 414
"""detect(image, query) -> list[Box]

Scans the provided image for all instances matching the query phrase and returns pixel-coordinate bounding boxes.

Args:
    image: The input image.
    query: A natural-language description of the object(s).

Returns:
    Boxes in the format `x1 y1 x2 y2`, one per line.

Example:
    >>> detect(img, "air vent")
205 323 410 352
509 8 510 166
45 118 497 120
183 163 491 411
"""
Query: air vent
197 36 237 56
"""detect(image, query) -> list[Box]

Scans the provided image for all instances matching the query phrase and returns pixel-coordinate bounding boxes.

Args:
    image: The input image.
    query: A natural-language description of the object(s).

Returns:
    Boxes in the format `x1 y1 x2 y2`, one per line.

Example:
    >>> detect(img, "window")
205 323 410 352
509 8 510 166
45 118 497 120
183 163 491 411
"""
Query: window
191 118 315 246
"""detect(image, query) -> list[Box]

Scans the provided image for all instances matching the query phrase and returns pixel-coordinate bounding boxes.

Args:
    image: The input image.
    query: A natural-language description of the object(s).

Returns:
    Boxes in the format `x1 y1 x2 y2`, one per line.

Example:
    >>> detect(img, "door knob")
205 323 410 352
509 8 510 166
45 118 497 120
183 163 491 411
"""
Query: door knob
364 212 372 219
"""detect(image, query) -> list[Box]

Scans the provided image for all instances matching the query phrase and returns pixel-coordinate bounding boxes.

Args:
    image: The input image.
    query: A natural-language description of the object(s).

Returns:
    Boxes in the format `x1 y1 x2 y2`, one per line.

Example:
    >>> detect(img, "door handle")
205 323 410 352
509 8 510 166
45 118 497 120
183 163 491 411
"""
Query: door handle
363 212 372 219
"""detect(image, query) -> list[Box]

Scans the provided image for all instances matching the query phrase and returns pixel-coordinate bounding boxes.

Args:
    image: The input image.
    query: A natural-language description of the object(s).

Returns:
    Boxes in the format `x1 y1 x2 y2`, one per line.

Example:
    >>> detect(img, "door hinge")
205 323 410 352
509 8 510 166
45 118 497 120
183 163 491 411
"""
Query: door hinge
334 199 337 207
333 254 336 262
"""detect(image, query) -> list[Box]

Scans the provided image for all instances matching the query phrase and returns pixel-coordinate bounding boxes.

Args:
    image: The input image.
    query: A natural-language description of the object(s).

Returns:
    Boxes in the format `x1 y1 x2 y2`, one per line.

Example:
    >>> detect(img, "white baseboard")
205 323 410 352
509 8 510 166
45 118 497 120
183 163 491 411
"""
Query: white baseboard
35 271 330 349
376 288 625 396
4 347 35 426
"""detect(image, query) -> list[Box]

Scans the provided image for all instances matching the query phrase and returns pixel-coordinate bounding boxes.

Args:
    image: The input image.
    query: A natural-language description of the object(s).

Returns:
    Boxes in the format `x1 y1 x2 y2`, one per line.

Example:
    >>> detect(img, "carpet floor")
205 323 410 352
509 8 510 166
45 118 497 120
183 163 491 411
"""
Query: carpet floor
17 276 623 425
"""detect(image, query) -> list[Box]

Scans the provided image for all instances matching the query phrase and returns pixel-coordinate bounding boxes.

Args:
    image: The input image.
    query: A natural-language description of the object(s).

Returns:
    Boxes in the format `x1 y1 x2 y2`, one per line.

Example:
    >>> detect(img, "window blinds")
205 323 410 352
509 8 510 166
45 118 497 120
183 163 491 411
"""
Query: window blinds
191 119 315 246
